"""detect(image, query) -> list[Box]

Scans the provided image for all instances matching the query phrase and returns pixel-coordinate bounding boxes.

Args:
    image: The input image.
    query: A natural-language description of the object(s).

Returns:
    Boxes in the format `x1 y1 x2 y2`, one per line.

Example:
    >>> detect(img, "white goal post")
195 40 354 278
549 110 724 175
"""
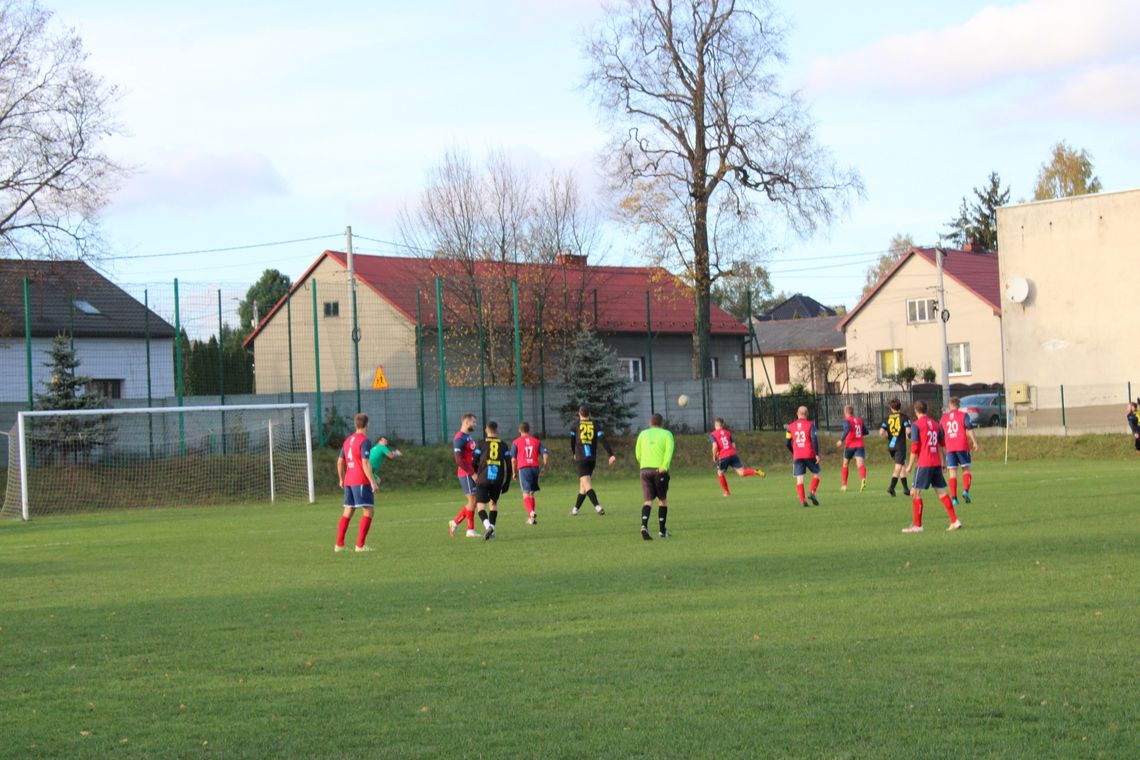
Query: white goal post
4 403 314 521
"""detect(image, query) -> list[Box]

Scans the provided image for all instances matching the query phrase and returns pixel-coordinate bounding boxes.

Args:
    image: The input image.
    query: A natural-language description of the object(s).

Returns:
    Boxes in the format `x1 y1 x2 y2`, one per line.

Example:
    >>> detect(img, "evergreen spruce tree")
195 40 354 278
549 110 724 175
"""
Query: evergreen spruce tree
33 334 114 463
944 172 1009 250
558 330 636 433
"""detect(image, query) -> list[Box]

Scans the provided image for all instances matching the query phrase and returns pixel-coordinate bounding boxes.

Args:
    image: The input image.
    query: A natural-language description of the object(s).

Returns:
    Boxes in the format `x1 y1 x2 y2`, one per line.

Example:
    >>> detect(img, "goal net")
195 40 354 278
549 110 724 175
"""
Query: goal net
2 404 314 520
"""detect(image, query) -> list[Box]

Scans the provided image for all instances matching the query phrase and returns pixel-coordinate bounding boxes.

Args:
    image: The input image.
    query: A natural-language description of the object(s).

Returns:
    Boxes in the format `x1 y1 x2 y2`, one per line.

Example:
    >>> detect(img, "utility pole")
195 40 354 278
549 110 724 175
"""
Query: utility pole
347 225 362 413
936 246 951 412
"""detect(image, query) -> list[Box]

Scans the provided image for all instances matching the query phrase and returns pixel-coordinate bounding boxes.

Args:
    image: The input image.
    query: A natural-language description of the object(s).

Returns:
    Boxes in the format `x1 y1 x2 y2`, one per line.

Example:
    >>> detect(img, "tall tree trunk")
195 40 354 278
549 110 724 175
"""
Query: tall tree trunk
692 193 712 389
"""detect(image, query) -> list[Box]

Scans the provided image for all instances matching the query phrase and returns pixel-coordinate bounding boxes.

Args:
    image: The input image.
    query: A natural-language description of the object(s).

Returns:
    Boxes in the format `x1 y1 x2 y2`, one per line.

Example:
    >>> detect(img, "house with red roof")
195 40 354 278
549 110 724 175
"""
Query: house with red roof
837 245 1001 392
243 251 748 395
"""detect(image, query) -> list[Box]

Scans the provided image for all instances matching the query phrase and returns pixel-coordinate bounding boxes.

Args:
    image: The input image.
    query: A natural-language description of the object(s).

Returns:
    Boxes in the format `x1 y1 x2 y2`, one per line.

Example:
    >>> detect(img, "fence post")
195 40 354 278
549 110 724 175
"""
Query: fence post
312 281 324 447
1128 381 1133 403
23 277 33 409
217 290 227 455
537 296 546 436
745 289 757 430
475 286 487 424
416 290 427 446
174 279 185 455
144 289 154 457
286 290 295 403
350 260 362 417
1060 384 1066 429
512 279 523 424
646 290 655 415
435 277 448 442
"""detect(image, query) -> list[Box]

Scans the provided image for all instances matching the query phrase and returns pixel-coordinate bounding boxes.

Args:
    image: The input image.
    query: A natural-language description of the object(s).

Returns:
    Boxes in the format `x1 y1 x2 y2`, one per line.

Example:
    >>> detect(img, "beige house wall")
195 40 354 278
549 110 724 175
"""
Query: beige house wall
251 257 418 393
997 189 1140 411
842 255 1002 392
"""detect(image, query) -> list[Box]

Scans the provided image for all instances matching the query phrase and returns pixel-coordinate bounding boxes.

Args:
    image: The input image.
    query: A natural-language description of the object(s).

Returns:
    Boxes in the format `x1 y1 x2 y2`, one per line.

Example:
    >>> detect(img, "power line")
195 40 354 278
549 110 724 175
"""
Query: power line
101 233 342 261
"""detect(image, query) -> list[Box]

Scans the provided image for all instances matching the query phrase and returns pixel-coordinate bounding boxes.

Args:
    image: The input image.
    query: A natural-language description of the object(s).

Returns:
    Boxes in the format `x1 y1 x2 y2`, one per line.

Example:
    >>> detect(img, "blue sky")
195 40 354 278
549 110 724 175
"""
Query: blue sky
51 0 1140 312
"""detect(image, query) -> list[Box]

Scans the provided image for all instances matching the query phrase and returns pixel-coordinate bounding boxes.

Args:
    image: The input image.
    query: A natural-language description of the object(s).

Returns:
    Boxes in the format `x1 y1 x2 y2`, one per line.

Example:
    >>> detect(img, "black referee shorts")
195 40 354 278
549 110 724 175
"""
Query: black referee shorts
640 469 670 502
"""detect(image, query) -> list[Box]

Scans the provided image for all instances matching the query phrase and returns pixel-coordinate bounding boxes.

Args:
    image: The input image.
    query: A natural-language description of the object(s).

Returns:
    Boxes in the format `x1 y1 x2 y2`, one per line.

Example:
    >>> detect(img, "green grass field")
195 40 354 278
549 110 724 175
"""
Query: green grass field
1 457 1136 758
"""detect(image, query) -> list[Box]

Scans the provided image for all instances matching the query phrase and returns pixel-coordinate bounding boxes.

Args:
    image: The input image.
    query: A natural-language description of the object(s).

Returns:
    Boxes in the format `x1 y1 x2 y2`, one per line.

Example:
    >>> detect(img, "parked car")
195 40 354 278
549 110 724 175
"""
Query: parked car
960 392 1005 427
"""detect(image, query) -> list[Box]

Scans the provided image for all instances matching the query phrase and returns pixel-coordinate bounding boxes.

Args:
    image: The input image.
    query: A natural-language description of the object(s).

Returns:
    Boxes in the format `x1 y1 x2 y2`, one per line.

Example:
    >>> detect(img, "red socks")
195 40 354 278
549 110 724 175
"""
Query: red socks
742 468 756 477
524 495 535 516
453 506 467 524
940 494 958 522
336 515 351 547
911 497 923 527
796 483 806 503
718 473 730 495
841 467 849 486
858 464 867 480
810 475 820 495
963 471 972 491
466 508 475 530
949 477 958 499
357 515 373 548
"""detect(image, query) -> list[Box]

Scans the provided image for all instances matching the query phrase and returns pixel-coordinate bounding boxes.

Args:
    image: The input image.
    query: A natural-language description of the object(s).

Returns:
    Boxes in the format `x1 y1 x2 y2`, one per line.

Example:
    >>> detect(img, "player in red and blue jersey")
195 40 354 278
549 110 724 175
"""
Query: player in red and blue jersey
785 406 821 508
511 421 548 525
710 418 763 496
940 397 979 506
448 413 481 538
834 405 868 492
904 400 961 533
335 413 380 552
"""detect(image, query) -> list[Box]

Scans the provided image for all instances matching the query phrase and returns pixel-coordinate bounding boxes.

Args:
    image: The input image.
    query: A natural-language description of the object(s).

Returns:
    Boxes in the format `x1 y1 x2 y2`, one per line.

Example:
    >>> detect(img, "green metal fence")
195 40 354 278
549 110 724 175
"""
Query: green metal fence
3 272 757 446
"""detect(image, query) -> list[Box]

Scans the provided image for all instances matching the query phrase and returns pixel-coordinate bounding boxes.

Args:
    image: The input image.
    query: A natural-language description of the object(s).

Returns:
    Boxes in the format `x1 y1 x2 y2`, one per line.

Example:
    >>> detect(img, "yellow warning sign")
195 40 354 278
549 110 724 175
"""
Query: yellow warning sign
371 366 389 389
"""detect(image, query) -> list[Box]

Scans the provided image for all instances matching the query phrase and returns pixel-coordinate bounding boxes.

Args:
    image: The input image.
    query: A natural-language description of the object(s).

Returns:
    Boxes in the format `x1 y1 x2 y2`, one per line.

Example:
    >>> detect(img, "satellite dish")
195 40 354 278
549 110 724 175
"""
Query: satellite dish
1006 276 1030 304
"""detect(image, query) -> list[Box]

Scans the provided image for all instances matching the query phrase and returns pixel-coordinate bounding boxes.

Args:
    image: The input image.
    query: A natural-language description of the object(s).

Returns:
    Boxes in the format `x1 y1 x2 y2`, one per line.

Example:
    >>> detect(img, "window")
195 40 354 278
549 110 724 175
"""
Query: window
708 356 720 379
73 299 102 315
618 357 644 382
877 349 904 381
948 342 972 375
907 298 937 324
323 301 340 317
774 355 790 385
88 379 122 399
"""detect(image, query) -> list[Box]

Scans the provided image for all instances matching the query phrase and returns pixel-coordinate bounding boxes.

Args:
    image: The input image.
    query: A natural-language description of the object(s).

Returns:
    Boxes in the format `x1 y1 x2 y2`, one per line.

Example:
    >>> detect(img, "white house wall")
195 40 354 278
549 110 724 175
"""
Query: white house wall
0 337 175 403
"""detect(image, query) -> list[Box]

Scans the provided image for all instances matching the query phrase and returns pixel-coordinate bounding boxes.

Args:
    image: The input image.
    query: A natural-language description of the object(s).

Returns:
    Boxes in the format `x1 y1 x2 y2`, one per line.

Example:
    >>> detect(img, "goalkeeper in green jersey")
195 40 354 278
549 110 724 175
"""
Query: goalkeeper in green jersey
634 413 675 541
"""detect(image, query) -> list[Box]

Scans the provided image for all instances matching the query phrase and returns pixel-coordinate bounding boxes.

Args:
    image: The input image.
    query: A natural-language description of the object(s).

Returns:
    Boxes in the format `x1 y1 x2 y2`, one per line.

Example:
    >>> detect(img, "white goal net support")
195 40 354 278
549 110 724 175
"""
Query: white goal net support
2 404 314 520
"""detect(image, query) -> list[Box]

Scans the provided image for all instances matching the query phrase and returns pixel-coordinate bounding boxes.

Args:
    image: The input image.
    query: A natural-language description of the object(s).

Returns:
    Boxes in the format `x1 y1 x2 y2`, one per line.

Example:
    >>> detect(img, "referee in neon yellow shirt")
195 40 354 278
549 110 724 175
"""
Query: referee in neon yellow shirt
635 412 675 540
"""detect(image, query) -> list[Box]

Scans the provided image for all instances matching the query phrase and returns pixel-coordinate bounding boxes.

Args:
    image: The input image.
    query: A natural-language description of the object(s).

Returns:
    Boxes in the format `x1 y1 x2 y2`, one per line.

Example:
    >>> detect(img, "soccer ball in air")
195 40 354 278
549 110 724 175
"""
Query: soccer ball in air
677 394 689 408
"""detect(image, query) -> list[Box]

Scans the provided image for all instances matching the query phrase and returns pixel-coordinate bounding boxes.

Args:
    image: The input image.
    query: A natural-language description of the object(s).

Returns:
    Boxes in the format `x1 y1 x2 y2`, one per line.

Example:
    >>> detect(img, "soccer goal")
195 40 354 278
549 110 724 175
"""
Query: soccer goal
2 403 314 520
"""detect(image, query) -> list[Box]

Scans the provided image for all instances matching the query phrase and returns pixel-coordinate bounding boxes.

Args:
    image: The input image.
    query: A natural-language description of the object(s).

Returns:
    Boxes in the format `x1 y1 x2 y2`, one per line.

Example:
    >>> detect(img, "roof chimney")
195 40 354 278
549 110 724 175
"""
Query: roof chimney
962 235 982 253
555 253 587 267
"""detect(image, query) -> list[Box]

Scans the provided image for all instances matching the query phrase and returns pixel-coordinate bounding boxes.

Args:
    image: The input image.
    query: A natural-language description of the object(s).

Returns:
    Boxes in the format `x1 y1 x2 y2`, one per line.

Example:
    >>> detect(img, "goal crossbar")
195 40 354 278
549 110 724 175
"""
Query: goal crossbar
12 403 315 520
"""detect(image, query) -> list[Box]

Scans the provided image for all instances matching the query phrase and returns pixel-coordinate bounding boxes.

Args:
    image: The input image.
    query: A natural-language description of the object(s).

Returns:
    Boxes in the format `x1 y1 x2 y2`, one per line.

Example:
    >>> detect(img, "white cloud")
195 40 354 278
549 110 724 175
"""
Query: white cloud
805 0 1140 96
1036 61 1140 122
113 148 289 210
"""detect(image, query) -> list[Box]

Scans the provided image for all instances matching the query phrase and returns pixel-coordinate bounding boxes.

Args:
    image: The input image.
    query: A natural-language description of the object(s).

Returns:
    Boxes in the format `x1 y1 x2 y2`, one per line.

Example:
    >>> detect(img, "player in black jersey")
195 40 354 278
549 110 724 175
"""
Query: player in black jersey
879 398 911 496
473 421 512 540
569 405 616 516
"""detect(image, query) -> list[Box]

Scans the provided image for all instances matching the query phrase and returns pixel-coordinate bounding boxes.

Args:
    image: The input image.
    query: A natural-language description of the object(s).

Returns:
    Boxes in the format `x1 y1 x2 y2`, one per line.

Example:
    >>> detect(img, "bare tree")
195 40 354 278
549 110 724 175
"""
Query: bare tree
585 0 862 394
861 233 913 297
0 0 123 258
398 149 605 385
